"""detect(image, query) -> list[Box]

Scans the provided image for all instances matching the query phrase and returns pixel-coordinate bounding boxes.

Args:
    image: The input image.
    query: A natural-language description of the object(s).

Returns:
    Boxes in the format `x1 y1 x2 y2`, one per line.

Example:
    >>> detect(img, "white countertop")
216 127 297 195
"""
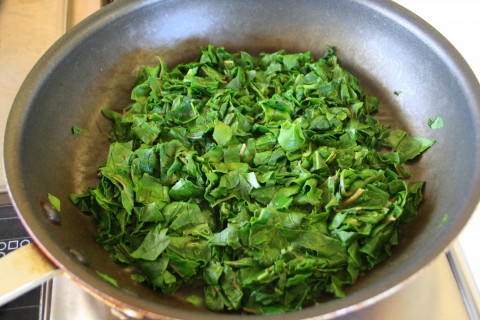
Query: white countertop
392 0 480 299
0 0 479 308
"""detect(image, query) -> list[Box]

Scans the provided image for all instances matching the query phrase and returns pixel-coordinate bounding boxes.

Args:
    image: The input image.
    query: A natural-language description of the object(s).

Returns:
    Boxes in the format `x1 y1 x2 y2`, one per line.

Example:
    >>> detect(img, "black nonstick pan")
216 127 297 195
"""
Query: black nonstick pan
2 0 480 319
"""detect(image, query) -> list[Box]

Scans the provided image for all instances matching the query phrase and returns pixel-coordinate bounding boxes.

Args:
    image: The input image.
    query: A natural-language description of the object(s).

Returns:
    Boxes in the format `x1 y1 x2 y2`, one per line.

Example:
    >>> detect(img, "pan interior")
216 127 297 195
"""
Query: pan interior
5 0 480 319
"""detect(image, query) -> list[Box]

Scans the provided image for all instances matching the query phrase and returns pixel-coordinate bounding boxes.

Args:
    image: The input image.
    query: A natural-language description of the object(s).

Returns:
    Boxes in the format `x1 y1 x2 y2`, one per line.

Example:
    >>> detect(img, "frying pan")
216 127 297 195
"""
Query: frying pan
2 0 480 319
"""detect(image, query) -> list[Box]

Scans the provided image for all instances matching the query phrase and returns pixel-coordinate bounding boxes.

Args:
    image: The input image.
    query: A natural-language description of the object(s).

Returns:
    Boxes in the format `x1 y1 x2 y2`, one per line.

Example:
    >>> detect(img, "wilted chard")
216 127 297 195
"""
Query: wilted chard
71 45 434 314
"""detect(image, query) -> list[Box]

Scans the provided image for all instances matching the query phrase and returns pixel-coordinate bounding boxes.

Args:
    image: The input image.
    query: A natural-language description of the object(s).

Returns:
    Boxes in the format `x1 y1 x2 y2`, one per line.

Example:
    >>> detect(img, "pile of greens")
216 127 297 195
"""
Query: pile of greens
71 45 434 314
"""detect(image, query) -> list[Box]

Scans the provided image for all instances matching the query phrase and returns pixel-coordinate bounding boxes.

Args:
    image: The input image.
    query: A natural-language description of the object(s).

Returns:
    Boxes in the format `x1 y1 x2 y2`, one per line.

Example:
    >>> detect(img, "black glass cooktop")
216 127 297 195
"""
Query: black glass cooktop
0 203 45 320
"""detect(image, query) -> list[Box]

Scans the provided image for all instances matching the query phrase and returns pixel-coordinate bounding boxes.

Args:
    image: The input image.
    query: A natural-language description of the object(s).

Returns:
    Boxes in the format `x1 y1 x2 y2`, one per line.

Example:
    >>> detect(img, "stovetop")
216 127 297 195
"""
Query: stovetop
0 1 479 319
0 195 46 320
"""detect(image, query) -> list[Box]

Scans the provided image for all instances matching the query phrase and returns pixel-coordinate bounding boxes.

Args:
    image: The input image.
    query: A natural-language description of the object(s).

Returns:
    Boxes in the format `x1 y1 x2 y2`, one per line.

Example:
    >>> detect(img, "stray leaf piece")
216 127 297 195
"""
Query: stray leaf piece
428 116 443 129
393 90 402 96
441 214 449 225
48 193 61 212
96 271 119 287
185 294 204 307
71 125 87 136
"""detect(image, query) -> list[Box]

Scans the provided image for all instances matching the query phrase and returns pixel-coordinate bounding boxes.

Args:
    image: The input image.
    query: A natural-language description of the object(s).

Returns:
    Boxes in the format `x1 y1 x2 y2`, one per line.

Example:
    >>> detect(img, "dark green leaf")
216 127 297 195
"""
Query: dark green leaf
278 120 306 153
130 226 170 261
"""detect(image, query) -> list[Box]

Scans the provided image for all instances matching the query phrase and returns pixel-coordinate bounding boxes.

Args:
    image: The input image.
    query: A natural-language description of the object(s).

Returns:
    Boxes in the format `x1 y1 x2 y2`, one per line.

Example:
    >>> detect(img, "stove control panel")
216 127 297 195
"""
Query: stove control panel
0 204 46 319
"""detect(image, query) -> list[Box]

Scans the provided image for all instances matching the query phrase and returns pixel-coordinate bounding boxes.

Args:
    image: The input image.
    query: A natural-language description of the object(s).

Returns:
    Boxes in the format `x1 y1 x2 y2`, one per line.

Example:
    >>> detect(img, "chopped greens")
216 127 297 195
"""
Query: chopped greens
71 45 434 314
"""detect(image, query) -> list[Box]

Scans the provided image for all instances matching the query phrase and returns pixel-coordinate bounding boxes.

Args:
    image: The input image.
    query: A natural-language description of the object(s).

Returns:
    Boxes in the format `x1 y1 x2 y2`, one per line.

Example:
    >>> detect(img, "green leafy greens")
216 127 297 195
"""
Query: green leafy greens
71 45 434 314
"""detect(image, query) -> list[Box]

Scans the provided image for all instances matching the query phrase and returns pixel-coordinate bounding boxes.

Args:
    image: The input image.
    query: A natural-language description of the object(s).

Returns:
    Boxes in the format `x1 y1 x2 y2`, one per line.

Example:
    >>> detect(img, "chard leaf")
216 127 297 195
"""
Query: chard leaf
278 120 306 153
135 174 170 204
131 115 160 145
168 178 205 200
130 226 170 261
213 120 233 146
